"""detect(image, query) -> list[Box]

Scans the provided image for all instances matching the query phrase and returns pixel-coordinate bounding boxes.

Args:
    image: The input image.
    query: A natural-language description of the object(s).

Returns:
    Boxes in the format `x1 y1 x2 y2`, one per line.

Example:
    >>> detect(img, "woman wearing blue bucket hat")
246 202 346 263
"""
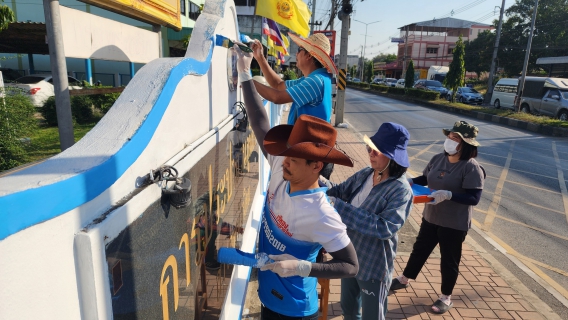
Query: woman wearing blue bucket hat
326 122 413 320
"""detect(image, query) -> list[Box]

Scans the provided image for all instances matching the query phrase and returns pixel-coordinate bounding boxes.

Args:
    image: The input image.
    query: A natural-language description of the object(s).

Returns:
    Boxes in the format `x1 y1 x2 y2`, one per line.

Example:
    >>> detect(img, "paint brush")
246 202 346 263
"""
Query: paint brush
215 34 253 53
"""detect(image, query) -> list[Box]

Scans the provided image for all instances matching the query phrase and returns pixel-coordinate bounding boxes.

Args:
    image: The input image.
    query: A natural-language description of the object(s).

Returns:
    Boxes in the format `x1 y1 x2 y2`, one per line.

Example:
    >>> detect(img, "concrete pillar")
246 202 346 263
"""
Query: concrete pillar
114 73 120 87
27 54 35 74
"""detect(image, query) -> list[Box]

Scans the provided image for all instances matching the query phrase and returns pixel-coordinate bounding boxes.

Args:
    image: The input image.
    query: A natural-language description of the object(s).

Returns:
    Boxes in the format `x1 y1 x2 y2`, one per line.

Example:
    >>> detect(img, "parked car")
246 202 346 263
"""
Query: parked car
413 79 448 97
0 68 23 82
395 79 405 88
5 74 83 107
490 78 518 109
447 87 483 104
372 78 385 85
519 77 568 120
352 78 361 83
385 78 397 87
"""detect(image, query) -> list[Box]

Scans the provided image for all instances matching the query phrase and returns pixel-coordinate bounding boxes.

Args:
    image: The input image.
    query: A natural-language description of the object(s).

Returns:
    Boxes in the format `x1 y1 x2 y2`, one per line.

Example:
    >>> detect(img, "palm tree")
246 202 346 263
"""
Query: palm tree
0 0 15 31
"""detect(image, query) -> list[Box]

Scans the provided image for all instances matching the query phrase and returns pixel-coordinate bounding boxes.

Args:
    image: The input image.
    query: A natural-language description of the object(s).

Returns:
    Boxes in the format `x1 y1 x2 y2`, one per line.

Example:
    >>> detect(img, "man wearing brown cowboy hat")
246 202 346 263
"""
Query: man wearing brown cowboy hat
233 45 359 320
248 33 337 125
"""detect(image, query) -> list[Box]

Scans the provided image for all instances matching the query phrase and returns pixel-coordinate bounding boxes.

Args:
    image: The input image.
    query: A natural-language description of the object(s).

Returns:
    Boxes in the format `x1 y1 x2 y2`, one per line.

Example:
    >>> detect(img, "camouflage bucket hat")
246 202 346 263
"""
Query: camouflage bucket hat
442 121 480 146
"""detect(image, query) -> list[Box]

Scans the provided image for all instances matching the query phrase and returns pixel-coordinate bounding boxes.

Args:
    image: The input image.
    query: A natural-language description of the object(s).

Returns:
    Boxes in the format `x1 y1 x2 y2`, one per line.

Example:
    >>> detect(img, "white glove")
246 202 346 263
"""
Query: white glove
260 254 312 277
407 178 414 186
233 43 253 82
427 190 452 205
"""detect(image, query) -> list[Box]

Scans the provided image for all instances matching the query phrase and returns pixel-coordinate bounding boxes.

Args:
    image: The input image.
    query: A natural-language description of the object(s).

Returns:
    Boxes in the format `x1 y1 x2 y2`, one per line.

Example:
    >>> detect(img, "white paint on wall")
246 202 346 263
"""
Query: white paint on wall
60 6 159 63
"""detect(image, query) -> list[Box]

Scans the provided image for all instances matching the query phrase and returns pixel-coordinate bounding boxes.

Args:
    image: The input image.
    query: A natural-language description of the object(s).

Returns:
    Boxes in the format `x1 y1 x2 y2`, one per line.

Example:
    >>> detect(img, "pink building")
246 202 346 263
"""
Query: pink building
383 18 493 79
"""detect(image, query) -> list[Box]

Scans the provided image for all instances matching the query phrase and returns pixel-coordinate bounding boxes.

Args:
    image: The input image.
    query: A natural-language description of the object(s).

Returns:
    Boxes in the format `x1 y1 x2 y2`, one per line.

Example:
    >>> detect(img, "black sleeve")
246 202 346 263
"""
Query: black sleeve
451 188 482 205
241 80 271 158
309 242 359 278
412 175 428 186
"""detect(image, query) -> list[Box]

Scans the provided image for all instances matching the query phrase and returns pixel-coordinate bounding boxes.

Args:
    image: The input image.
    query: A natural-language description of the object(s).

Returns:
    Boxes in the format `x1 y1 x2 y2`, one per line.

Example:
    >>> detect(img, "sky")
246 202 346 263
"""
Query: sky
306 0 516 59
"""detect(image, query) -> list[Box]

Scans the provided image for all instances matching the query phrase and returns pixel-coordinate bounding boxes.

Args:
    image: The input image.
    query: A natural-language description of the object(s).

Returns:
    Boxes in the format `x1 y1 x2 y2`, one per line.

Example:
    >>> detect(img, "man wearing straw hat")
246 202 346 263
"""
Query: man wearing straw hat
233 44 359 320
249 33 337 125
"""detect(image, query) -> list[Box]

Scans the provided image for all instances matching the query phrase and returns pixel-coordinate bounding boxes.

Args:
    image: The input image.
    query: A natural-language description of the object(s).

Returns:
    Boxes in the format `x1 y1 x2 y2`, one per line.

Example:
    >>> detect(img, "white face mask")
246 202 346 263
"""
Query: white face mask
444 138 460 155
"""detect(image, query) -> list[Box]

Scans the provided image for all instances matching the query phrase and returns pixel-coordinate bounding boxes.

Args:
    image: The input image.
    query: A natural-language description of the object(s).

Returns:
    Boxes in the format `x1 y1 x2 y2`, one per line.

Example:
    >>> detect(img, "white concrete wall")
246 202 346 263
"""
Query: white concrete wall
0 0 270 318
60 6 159 63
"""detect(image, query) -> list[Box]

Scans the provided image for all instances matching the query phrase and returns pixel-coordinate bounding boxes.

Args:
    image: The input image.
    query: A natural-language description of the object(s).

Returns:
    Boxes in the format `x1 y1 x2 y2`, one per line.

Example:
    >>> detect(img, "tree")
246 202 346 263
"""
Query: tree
350 65 357 78
464 30 495 78
405 60 415 88
0 0 15 31
444 36 466 102
371 53 398 64
365 60 373 82
498 0 568 76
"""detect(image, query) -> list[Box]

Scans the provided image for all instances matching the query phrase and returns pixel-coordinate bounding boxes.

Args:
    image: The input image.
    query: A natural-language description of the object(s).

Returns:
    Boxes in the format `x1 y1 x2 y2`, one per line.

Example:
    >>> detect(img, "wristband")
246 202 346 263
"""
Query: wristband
239 71 252 83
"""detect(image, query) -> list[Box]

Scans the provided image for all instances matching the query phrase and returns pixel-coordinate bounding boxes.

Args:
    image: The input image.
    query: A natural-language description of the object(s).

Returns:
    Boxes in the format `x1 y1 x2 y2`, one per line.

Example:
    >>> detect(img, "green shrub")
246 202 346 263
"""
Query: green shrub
370 84 389 93
283 69 298 80
89 86 121 114
40 95 96 126
387 87 406 95
405 88 440 100
0 94 38 170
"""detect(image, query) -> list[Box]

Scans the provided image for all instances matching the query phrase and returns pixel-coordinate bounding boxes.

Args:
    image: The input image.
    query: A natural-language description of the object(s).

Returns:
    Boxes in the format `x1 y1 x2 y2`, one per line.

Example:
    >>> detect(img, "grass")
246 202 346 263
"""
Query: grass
24 123 97 163
351 85 568 129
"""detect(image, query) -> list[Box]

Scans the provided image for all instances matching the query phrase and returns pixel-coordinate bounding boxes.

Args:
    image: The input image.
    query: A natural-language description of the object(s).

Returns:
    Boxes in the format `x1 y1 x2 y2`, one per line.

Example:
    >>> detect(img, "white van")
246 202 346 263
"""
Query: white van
491 78 518 109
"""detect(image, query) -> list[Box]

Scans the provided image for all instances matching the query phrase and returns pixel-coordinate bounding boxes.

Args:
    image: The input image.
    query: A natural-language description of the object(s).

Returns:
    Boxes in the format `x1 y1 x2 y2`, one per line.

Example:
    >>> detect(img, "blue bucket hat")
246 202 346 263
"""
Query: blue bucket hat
363 122 410 168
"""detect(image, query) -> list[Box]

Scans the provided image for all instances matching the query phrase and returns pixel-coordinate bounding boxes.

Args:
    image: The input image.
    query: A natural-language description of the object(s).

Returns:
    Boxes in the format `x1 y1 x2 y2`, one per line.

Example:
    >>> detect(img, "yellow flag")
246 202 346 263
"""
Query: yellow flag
255 0 311 38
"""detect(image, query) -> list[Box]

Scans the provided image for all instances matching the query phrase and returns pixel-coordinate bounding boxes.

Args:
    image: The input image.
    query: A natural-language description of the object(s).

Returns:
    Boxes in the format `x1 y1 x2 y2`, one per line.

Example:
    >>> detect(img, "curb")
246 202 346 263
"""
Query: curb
346 86 568 137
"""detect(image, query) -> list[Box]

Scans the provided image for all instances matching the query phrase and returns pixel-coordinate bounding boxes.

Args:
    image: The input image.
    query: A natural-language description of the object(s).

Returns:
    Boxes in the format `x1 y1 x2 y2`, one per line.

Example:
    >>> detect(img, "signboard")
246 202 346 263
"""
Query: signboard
105 121 259 319
78 0 181 31
391 37 404 43
313 30 336 58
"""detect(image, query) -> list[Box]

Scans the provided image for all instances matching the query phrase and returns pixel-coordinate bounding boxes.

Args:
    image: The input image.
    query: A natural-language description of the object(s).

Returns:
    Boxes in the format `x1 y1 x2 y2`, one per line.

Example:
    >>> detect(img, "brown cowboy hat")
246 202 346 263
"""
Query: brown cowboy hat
289 33 338 75
263 115 353 167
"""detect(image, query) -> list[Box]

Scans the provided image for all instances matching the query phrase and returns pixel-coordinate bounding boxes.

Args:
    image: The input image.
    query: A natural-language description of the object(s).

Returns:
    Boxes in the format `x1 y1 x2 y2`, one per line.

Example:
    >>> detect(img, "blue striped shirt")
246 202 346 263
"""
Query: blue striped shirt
285 68 332 124
327 168 413 282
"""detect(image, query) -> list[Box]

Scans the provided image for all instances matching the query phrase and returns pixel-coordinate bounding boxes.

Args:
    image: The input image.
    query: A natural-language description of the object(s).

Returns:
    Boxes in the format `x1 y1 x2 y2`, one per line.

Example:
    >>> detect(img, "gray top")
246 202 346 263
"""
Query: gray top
423 153 484 231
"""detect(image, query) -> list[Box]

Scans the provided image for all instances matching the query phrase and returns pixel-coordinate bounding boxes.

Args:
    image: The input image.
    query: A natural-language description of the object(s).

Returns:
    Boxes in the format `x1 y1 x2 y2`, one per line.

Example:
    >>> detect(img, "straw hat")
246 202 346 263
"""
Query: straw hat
289 33 337 75
263 115 353 167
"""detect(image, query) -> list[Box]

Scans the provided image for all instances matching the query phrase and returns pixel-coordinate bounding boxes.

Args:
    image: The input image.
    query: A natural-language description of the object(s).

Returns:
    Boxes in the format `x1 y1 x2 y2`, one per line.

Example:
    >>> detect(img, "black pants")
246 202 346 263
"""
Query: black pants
261 305 318 320
402 218 468 295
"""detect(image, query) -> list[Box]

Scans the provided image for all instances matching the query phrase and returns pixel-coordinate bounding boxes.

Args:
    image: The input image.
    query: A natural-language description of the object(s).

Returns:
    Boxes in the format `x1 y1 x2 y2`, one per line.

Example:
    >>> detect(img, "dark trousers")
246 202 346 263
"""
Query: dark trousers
261 305 318 320
403 218 468 295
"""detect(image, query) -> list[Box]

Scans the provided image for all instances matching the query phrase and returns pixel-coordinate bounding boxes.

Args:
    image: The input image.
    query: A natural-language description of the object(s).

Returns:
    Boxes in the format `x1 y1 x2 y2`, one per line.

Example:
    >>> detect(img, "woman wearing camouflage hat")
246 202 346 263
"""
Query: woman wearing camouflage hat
390 120 486 315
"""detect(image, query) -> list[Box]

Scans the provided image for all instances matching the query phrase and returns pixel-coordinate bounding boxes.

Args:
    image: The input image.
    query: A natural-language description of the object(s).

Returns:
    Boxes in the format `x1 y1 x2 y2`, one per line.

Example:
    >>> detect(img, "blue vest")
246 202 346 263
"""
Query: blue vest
287 69 332 124
257 204 322 317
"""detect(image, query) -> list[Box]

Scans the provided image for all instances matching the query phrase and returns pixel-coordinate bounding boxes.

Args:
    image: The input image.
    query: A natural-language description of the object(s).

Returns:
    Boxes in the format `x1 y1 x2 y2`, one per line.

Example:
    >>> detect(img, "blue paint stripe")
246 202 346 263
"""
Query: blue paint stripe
0 44 214 241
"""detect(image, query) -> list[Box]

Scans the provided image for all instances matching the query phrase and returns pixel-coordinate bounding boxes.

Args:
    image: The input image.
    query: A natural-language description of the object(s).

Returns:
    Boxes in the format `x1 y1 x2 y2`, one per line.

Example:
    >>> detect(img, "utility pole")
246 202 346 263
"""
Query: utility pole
329 0 336 31
514 0 539 112
43 0 74 151
310 0 317 35
359 46 364 80
354 19 381 82
484 0 506 105
334 0 352 126
402 26 409 76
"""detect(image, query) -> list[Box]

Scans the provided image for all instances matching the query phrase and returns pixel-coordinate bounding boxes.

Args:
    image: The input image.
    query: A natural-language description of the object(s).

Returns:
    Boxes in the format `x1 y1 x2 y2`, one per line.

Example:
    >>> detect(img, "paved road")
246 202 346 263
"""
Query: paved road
342 89 568 318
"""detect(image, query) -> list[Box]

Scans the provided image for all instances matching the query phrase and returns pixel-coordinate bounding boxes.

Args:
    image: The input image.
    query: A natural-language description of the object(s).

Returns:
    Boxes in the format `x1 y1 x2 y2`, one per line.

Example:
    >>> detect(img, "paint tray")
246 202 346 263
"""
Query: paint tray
412 184 434 204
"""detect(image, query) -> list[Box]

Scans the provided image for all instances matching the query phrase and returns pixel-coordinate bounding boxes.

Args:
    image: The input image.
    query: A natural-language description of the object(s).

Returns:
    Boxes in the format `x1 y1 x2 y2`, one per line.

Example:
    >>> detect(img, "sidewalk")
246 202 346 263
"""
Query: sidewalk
322 123 559 320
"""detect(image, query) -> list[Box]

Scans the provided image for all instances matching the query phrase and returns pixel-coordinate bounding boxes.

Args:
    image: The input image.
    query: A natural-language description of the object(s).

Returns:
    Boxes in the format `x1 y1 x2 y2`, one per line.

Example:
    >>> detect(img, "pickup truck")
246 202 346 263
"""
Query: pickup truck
519 77 568 121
